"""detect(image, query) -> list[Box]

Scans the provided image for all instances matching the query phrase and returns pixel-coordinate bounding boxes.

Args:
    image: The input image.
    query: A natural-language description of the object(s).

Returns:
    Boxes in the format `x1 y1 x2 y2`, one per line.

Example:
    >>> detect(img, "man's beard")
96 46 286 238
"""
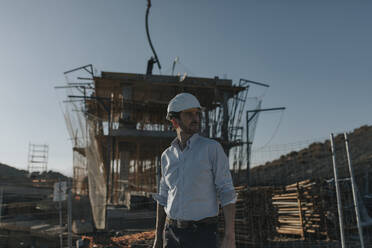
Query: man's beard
179 121 201 135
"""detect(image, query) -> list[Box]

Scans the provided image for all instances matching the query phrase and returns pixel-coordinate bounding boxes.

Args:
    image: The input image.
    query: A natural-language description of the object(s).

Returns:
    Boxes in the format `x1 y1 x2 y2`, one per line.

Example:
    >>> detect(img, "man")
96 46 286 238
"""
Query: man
152 93 236 248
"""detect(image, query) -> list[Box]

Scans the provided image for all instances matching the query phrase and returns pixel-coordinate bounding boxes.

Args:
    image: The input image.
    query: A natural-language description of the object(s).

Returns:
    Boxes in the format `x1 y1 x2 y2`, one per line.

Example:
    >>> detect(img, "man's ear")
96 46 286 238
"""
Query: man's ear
170 118 179 129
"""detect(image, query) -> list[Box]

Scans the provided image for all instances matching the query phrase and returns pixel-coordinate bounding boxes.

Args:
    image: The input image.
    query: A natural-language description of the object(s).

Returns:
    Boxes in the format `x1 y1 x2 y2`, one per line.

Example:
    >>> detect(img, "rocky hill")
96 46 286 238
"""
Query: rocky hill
0 162 70 185
0 163 30 184
250 125 372 189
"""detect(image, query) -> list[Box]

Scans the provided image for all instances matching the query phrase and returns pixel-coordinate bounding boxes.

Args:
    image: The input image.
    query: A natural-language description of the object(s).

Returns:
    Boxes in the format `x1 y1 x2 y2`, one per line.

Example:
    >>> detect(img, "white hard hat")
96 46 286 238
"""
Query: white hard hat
166 93 201 120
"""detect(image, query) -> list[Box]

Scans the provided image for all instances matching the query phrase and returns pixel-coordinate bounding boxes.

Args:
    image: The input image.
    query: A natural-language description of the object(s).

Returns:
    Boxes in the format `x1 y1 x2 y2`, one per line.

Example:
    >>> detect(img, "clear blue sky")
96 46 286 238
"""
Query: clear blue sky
0 0 371 176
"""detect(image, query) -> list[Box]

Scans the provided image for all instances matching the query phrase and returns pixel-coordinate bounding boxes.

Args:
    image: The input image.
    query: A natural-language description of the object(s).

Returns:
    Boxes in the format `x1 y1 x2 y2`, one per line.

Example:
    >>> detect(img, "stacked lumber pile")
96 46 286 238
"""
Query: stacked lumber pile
219 180 332 246
124 192 156 210
218 186 277 246
274 179 328 239
275 179 330 239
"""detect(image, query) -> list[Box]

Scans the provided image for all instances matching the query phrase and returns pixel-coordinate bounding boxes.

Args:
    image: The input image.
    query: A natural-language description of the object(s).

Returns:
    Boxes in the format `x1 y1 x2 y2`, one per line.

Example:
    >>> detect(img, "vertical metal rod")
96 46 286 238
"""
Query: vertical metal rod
246 111 250 186
67 188 72 248
222 94 229 155
344 132 365 248
236 146 241 184
156 155 161 192
115 154 120 204
0 187 3 224
110 137 116 203
136 143 140 191
366 168 369 195
58 178 63 248
204 108 210 137
330 133 345 248
60 232 63 248
59 179 63 227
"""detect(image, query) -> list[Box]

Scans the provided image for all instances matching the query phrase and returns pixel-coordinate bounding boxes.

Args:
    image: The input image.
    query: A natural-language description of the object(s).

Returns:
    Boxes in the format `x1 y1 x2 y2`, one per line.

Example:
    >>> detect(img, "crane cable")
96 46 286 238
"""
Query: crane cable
254 109 285 152
146 0 161 70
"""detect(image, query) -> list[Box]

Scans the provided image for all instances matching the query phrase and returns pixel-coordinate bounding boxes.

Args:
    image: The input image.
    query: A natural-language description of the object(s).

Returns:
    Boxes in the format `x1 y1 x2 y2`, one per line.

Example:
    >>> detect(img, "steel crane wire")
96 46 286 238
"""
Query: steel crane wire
146 0 161 71
252 109 285 152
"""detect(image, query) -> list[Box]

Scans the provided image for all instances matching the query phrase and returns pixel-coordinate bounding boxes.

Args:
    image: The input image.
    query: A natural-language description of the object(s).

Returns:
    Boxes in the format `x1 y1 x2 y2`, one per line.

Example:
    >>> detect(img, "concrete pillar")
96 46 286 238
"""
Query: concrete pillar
119 151 130 203
221 92 230 154
204 108 210 137
122 86 132 121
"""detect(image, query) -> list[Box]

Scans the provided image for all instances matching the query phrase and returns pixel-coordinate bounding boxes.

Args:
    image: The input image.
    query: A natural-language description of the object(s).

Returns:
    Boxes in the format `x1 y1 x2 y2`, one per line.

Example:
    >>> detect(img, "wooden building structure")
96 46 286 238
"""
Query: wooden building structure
61 66 250 228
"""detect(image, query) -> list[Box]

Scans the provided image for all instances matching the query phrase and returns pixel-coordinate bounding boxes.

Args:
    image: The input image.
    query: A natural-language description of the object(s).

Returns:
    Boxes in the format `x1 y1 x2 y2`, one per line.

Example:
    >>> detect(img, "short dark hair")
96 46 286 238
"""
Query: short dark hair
167 111 180 120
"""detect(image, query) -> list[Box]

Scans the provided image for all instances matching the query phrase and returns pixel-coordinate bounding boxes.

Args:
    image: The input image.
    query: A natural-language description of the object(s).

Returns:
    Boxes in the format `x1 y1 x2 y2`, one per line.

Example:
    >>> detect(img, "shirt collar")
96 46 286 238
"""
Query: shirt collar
171 137 179 148
187 133 200 148
171 133 200 150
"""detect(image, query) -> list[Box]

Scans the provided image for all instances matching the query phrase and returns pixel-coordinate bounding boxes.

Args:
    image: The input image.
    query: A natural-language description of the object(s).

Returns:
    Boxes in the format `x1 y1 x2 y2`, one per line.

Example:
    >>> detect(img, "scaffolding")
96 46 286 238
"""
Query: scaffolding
27 143 49 174
57 65 262 229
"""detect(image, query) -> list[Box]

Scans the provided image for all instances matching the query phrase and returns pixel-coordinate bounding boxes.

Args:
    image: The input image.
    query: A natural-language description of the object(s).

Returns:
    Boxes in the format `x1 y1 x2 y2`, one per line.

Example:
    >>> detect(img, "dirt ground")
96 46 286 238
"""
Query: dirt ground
82 230 155 248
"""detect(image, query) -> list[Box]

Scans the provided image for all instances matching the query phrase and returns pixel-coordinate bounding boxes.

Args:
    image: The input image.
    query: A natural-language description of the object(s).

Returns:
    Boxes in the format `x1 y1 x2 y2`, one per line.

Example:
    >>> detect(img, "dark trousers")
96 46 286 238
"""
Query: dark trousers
163 222 218 248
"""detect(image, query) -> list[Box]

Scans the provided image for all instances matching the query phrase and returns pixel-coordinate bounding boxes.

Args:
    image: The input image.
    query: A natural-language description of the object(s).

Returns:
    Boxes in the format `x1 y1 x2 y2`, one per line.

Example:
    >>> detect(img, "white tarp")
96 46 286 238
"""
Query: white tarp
86 120 107 229
53 182 67 202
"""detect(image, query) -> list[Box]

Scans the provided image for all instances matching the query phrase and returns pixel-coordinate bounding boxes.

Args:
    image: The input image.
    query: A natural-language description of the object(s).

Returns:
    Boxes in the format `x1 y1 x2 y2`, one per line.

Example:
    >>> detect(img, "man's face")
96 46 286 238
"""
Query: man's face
177 108 202 135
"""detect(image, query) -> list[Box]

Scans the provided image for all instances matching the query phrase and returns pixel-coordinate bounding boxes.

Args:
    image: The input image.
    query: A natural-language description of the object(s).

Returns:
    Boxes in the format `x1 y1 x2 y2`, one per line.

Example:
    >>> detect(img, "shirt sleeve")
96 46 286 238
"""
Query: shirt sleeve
211 142 237 207
152 153 169 207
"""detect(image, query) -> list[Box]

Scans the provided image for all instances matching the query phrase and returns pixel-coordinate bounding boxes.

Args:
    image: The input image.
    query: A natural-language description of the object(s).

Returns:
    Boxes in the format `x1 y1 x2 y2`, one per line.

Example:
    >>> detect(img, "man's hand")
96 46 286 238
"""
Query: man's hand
153 203 166 248
221 203 236 248
221 231 235 248
152 236 163 248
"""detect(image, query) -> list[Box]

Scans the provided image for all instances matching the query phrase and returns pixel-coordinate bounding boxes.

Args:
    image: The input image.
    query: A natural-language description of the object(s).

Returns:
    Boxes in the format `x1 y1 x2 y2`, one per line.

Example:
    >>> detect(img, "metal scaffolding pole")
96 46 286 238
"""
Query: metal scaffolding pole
246 111 251 186
330 133 345 248
344 132 365 248
58 178 63 248
67 188 72 248
156 155 161 192
0 187 3 224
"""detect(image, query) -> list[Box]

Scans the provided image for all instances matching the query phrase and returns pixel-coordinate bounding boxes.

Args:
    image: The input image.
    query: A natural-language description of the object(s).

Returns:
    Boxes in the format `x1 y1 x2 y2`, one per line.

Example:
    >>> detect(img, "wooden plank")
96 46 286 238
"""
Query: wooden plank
272 201 299 205
297 182 305 239
276 227 303 235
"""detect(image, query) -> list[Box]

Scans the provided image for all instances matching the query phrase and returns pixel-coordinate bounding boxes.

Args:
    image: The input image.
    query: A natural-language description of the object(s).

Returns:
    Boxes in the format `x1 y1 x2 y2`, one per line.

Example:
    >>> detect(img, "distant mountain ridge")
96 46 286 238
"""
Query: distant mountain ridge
250 125 372 188
0 163 30 183
0 162 70 184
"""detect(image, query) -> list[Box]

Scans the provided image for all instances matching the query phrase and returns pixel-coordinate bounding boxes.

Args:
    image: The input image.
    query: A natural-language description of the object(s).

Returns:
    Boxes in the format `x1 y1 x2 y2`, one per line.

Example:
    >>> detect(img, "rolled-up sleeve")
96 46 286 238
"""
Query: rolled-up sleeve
152 154 169 207
211 142 237 207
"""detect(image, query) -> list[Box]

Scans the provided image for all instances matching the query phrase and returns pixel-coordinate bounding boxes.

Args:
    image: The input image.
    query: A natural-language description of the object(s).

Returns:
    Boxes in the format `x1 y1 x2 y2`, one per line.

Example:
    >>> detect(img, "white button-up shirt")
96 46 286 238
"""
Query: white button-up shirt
153 134 236 221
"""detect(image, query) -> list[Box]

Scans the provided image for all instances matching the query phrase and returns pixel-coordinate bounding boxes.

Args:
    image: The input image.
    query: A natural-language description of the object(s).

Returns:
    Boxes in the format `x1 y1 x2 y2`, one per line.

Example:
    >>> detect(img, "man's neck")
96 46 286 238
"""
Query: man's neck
177 131 193 151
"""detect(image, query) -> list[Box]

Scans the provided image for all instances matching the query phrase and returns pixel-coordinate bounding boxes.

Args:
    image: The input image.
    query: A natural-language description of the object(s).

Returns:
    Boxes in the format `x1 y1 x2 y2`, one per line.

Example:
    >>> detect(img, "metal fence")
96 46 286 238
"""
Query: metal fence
226 129 372 248
0 180 79 248
1 128 371 248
